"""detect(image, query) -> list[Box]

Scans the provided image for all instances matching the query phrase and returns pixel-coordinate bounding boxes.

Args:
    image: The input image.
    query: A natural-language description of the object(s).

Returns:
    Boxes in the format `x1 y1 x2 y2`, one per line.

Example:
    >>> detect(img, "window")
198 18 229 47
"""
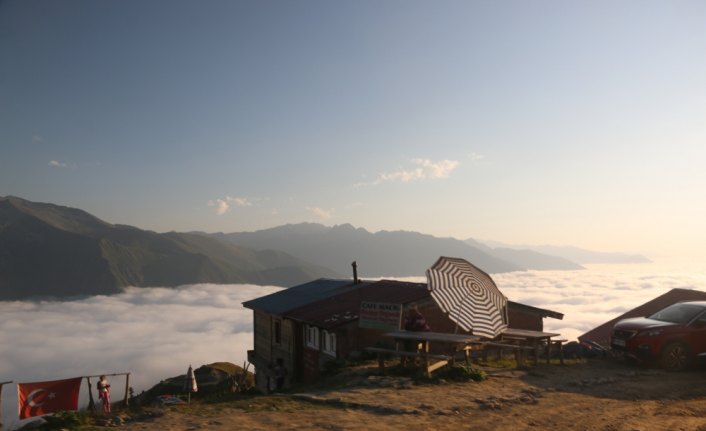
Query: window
322 330 336 357
274 320 282 344
305 325 319 349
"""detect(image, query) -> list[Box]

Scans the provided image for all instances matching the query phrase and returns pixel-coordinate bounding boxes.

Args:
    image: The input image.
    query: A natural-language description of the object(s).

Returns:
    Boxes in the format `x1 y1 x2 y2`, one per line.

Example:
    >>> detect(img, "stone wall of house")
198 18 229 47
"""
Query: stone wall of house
251 311 298 392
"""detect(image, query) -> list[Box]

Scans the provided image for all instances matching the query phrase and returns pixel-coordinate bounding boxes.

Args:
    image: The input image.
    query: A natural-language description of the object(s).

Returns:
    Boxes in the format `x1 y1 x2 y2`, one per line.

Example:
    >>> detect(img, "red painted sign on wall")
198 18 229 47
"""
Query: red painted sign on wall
359 302 402 330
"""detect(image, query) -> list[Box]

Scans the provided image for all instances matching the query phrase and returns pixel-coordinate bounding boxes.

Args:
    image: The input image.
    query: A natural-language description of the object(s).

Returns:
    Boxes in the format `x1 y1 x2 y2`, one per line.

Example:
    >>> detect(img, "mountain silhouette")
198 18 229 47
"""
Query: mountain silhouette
2 196 643 301
215 223 526 277
481 240 650 264
0 196 340 299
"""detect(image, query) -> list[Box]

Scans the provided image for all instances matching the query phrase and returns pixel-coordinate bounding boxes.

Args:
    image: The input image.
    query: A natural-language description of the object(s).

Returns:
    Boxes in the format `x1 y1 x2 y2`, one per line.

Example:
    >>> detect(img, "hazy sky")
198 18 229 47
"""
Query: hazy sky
1 1 705 259
2 268 706 426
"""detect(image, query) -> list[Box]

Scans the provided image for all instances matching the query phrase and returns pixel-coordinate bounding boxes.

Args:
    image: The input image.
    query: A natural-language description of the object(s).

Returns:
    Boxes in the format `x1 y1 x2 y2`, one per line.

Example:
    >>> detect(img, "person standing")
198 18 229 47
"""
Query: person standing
401 306 431 366
97 375 111 413
404 306 431 332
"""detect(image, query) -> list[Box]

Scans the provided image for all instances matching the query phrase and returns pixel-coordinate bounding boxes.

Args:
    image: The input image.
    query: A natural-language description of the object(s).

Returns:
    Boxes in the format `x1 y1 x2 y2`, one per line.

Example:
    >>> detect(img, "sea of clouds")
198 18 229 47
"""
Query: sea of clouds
0 283 280 428
1 264 705 427
495 264 706 341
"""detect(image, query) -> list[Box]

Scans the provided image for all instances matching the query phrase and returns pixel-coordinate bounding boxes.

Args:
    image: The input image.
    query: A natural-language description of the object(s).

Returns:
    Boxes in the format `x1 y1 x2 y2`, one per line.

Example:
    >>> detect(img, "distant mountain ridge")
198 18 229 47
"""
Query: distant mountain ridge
213 223 585 277
463 238 584 271
480 240 651 264
0 196 340 300
0 196 649 300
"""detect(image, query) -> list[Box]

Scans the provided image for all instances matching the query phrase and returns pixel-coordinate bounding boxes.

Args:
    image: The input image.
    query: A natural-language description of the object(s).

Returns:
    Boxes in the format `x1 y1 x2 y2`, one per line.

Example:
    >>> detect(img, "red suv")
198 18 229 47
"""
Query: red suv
611 301 706 370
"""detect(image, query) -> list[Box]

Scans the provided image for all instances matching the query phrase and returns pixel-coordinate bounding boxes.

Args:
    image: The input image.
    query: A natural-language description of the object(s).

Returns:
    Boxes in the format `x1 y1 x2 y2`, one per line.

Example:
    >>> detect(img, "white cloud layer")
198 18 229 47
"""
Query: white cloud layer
207 196 253 215
48 160 67 168
208 199 230 215
379 158 459 183
2 265 705 427
230 197 252 207
306 206 334 221
468 152 485 161
0 284 280 428
494 266 706 342
357 158 460 187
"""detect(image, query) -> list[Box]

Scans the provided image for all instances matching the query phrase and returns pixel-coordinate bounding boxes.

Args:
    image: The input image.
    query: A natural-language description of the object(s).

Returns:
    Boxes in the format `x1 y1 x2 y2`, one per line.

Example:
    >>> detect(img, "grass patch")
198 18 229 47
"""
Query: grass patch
445 364 488 382
474 356 518 369
37 410 90 430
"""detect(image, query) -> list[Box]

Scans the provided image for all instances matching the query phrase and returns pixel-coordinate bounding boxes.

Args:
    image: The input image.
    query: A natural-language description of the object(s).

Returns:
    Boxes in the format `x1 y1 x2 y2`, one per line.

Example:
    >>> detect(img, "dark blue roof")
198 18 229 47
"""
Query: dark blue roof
242 278 363 315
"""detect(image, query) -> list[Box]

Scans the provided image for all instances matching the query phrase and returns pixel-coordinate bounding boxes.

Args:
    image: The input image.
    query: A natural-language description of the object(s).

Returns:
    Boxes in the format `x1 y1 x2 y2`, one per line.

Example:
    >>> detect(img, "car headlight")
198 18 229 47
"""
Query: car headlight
639 329 663 337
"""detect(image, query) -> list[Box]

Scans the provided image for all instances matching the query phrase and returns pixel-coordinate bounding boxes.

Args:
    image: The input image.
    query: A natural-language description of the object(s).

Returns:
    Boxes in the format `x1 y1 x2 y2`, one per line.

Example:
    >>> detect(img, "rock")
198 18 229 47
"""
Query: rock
17 418 47 430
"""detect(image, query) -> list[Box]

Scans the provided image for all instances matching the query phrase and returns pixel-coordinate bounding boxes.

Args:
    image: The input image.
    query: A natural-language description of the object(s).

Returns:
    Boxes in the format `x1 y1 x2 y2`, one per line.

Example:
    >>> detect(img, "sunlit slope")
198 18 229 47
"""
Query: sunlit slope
0 197 341 299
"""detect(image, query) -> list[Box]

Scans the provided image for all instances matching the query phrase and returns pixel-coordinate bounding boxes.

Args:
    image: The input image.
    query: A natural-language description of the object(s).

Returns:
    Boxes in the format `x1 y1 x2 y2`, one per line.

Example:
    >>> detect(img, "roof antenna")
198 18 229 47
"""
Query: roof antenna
352 261 359 284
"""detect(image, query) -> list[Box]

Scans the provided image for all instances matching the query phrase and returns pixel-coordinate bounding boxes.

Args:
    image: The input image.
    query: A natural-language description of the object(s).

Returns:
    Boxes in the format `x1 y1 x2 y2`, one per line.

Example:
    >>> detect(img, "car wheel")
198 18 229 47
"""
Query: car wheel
660 342 691 371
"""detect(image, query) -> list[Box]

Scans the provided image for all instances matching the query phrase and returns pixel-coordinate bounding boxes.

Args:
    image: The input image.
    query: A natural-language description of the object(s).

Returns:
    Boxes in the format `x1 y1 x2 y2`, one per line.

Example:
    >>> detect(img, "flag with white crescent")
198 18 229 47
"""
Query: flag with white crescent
17 377 82 419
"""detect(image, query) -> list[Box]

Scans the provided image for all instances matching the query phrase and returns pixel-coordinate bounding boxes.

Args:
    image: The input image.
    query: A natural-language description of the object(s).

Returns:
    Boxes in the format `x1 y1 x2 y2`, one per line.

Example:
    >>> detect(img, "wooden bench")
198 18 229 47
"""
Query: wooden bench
364 347 451 376
482 341 536 366
488 339 567 365
546 339 567 365
484 341 535 350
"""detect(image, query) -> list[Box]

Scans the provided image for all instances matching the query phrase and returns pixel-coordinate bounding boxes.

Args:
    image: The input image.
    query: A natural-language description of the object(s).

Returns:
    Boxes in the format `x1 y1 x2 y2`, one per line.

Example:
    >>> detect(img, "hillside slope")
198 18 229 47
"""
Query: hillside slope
464 238 584 270
0 197 340 299
216 223 523 276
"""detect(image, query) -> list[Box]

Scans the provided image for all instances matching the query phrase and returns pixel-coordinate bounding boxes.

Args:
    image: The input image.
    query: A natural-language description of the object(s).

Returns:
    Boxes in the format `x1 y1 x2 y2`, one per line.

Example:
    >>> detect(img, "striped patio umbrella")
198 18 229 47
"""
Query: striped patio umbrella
426 256 508 339
184 365 198 403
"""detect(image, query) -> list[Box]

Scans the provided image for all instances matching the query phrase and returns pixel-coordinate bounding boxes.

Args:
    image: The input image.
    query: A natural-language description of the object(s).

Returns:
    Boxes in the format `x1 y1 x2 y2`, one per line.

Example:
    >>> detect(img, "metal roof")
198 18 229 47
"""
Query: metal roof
284 279 430 329
242 278 362 315
242 277 565 330
507 301 564 320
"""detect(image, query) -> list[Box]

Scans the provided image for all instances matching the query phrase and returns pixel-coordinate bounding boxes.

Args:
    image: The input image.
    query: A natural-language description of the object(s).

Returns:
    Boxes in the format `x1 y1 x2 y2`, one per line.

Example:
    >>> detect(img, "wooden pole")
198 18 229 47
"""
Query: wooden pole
123 373 130 408
84 372 130 379
0 381 13 431
86 377 96 413
81 372 130 412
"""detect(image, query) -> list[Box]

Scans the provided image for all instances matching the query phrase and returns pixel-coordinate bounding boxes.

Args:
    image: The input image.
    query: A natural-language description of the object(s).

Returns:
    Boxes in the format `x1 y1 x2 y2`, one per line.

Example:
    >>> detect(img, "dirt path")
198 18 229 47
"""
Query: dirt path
117 359 706 431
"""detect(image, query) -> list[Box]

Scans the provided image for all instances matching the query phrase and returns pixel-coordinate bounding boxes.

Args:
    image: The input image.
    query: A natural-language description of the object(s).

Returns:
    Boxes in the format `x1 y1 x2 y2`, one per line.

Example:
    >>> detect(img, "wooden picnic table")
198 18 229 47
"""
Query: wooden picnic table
499 328 564 365
367 331 481 377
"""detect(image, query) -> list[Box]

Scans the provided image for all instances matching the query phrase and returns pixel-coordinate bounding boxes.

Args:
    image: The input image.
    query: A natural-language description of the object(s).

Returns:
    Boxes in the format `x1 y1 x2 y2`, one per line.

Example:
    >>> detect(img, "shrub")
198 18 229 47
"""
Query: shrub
40 410 86 429
443 364 487 382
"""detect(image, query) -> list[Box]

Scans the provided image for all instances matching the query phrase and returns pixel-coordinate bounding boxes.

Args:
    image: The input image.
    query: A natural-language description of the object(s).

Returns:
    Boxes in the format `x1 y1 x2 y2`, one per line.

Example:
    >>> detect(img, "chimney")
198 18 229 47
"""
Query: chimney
351 261 359 284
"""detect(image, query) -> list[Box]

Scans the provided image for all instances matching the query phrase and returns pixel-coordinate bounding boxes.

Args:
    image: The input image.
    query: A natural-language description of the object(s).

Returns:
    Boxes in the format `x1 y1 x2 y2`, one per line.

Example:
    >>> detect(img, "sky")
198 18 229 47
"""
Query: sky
2 267 706 426
1 1 706 260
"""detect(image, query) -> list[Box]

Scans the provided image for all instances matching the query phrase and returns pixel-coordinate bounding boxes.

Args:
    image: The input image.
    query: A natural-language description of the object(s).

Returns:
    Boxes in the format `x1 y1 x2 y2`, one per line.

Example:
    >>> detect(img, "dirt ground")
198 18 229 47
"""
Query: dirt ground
116 358 706 431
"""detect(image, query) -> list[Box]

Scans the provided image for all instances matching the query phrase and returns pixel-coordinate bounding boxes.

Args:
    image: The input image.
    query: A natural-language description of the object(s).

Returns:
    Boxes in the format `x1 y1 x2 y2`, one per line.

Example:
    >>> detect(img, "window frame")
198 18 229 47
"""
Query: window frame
305 324 320 349
273 319 282 344
322 330 337 357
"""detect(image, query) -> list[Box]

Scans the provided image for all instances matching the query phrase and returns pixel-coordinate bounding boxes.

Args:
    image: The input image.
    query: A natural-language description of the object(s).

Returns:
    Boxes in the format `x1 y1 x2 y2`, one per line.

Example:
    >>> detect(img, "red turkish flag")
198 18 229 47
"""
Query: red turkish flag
18 377 83 419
